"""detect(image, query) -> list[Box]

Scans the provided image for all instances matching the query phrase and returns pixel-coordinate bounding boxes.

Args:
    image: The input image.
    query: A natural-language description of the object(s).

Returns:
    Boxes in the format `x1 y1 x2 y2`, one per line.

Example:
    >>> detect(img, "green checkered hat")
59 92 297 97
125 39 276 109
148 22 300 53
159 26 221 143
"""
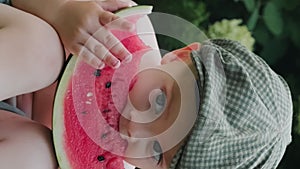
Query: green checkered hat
169 39 293 169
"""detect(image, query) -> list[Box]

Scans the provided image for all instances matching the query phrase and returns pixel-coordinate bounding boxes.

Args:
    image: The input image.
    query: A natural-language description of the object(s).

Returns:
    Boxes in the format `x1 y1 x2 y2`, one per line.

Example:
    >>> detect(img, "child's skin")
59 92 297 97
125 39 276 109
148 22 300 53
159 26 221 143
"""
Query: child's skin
0 0 136 168
4 1 287 168
120 38 293 169
12 0 136 69
120 44 201 169
1 0 198 168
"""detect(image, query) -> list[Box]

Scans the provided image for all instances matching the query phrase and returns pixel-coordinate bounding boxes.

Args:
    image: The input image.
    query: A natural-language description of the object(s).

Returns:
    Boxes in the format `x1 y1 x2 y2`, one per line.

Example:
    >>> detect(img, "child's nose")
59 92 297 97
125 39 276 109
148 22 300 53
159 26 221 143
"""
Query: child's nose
124 137 153 158
119 114 154 139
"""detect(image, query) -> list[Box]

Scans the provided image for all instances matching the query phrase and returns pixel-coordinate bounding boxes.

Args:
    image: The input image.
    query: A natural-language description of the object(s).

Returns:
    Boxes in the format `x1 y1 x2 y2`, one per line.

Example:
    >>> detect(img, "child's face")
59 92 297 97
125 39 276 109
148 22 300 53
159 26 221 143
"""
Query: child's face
119 48 199 169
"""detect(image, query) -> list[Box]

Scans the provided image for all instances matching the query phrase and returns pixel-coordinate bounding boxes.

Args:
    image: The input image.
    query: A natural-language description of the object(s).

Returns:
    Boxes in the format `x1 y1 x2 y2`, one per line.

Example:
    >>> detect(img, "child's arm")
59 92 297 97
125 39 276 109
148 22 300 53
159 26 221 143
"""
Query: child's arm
11 0 137 69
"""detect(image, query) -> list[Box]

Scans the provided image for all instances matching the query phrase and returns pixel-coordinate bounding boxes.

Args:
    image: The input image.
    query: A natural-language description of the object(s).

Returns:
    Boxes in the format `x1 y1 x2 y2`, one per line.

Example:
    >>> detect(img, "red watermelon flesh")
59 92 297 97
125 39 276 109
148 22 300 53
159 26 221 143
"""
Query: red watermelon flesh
53 6 153 169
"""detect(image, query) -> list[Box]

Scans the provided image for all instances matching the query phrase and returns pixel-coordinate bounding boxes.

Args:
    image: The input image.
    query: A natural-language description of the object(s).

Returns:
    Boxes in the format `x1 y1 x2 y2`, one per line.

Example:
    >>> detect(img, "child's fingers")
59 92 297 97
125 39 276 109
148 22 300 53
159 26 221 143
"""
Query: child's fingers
99 10 134 31
78 44 105 69
83 35 122 69
96 0 137 12
92 27 132 63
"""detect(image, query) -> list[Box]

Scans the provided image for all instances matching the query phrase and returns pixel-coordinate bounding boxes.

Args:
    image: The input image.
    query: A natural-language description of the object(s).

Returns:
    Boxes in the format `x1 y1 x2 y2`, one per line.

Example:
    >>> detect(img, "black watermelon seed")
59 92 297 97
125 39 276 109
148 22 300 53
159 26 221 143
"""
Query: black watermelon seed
101 132 108 139
105 81 111 88
102 109 111 113
94 69 101 77
97 155 105 162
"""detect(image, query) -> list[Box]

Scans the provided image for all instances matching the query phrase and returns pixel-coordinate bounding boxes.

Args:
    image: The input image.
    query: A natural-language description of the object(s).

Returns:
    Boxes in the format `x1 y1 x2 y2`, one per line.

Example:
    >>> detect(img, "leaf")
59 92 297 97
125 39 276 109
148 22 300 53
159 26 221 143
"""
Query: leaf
247 7 259 30
252 21 271 45
262 2 283 35
243 0 255 12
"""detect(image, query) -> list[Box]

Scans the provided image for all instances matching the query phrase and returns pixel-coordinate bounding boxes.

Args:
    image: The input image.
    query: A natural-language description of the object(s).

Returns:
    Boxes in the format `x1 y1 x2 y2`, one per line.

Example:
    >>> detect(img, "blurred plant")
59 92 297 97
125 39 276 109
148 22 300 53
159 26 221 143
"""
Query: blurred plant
296 96 300 135
140 0 209 28
135 0 209 51
239 0 300 65
207 19 255 51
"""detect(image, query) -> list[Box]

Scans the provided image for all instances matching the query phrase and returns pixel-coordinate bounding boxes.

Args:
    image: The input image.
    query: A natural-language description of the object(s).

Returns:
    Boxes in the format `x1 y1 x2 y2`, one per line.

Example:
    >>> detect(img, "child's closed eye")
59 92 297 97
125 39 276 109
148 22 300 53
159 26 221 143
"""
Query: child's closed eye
149 89 167 115
152 140 163 165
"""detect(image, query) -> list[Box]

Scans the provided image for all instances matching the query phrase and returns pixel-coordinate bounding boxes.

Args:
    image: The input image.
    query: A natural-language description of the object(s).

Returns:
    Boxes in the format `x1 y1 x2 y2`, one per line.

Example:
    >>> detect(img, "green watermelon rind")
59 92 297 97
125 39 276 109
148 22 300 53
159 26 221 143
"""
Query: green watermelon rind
53 56 76 169
53 5 153 169
115 5 152 17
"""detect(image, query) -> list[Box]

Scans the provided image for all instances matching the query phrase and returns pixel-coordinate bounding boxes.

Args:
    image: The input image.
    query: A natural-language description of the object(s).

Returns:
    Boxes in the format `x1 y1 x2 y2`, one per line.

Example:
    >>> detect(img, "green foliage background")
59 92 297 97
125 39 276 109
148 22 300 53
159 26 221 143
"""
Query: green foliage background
135 0 300 168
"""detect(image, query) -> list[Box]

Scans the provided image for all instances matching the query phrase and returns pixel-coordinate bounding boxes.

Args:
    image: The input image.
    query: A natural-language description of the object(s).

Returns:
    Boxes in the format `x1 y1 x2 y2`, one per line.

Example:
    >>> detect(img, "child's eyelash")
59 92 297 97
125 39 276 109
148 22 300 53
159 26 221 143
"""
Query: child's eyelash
157 153 163 165
153 140 163 165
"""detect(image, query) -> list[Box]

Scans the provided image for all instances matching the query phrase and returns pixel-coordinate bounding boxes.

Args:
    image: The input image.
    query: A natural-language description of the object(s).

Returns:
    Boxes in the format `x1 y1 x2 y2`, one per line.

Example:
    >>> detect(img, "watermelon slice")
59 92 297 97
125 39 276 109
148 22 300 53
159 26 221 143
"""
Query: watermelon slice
53 6 156 169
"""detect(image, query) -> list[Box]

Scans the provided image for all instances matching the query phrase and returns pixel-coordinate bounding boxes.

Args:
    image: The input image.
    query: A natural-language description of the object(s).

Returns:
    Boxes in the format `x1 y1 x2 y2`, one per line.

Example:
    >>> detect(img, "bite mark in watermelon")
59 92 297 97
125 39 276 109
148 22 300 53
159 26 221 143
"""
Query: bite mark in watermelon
53 6 154 169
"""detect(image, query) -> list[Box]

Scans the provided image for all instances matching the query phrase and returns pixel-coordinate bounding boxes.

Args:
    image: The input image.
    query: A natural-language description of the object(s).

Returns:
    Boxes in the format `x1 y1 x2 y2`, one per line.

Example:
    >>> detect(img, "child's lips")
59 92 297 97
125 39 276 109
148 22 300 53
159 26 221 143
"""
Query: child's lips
129 75 138 92
119 117 130 138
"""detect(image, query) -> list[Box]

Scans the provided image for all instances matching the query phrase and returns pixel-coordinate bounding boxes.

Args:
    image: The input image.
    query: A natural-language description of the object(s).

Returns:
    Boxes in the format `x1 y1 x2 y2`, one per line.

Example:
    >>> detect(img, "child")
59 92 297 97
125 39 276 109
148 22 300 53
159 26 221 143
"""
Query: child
0 0 136 168
0 1 292 168
119 39 293 169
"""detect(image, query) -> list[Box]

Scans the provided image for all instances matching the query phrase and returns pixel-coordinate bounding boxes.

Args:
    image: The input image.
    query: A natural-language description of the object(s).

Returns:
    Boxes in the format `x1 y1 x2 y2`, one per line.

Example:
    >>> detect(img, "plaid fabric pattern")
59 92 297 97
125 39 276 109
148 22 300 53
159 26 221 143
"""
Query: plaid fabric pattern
170 39 293 169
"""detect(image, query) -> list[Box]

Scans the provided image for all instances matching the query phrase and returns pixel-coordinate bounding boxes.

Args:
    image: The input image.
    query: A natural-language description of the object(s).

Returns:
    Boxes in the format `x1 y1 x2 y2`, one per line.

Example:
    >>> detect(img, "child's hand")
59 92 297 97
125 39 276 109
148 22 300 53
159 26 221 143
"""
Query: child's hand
52 0 136 69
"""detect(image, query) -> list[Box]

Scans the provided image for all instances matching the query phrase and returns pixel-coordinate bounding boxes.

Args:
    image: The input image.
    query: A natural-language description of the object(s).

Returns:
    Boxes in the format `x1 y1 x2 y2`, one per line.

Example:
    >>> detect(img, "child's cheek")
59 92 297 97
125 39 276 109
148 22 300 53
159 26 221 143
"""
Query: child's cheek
128 83 151 111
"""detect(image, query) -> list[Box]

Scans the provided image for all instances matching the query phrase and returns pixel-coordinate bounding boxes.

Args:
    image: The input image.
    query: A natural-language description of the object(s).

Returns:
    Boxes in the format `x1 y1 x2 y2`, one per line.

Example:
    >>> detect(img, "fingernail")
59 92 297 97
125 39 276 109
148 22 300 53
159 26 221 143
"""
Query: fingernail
123 54 132 63
123 21 135 32
91 58 104 69
98 62 105 69
119 0 137 7
128 1 138 7
112 60 121 69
